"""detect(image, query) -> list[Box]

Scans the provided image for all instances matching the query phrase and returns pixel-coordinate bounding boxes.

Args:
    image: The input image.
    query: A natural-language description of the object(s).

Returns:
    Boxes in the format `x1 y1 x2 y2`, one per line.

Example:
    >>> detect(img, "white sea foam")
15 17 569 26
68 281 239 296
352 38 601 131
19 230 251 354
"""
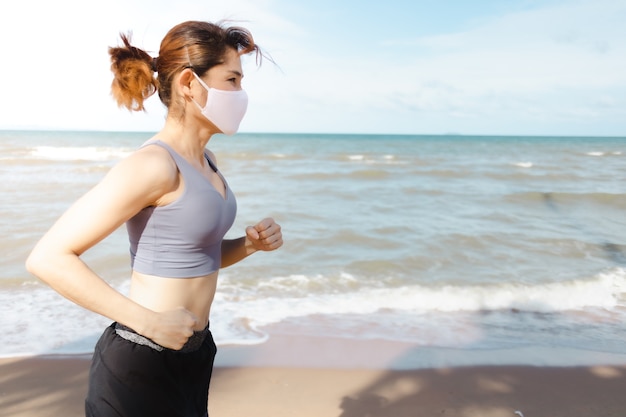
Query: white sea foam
514 162 533 168
215 268 626 324
29 146 132 161
212 268 626 350
2 268 624 357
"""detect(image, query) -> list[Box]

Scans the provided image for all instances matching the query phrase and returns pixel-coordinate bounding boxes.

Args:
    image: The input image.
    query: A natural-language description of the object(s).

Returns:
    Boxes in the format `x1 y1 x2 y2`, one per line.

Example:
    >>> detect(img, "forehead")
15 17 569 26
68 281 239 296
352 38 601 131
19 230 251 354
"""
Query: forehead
213 48 243 75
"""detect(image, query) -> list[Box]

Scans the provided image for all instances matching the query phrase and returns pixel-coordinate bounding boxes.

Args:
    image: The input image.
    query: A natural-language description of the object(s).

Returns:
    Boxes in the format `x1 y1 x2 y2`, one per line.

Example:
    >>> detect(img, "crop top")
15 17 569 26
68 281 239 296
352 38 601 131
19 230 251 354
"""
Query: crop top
126 140 237 278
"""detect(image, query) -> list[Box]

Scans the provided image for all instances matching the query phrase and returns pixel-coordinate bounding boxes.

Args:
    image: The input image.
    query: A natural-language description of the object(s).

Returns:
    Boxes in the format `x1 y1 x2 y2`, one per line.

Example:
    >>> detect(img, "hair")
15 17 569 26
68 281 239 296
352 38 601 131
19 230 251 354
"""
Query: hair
108 20 262 113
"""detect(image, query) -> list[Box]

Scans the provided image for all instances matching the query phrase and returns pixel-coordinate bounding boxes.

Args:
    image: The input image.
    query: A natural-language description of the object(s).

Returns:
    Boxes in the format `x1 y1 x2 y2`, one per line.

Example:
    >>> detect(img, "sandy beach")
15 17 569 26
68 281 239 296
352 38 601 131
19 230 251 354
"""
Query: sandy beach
3 132 626 417
2 335 626 417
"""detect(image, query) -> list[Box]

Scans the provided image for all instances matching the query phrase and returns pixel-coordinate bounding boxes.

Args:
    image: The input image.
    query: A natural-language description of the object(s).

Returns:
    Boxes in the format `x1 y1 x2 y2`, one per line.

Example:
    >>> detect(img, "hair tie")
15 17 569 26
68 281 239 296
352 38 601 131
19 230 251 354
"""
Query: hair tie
151 57 158 73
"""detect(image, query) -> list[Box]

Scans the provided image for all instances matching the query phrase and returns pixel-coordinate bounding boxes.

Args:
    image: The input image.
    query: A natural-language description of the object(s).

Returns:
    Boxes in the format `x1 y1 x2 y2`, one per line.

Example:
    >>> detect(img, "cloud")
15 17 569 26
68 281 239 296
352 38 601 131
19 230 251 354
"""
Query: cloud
1 0 624 135
348 0 626 132
236 0 626 134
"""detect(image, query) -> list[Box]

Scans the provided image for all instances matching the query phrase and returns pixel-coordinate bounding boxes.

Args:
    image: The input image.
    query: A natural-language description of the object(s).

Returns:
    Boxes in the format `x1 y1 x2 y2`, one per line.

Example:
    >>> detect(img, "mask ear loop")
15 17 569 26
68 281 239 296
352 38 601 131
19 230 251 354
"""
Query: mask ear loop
184 45 207 110
184 45 194 71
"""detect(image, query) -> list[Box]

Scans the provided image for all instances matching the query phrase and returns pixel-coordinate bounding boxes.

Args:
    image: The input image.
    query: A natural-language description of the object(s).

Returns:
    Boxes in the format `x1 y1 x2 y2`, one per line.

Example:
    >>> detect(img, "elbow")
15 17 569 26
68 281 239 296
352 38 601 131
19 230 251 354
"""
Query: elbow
25 246 52 283
25 250 43 278
26 236 80 287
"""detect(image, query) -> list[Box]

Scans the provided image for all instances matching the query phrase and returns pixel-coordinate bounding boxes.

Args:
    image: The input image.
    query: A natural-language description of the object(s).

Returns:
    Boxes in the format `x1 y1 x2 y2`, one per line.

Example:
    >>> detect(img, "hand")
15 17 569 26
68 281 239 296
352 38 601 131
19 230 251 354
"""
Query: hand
146 307 199 350
246 217 283 252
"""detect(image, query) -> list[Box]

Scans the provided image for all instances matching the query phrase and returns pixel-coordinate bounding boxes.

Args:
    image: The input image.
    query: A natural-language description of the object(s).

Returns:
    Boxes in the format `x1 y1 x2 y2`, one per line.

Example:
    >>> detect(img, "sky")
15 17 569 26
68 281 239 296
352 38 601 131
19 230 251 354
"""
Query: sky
1 0 625 136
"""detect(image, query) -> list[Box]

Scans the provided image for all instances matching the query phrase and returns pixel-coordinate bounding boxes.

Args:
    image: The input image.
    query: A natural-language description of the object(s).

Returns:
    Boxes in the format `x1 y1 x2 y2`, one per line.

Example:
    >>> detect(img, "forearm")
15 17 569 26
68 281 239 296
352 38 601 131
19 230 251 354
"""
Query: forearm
26 249 155 333
220 236 258 268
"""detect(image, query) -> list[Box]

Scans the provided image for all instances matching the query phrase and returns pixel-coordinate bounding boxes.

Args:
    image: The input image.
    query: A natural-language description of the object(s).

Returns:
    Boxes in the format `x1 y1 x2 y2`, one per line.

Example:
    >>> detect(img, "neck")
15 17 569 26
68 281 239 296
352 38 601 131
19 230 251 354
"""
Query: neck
158 117 215 158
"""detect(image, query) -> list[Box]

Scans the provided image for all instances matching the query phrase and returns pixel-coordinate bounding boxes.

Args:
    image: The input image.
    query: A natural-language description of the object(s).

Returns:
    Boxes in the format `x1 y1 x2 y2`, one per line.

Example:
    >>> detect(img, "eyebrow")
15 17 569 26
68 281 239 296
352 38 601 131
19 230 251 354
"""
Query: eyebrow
228 69 244 78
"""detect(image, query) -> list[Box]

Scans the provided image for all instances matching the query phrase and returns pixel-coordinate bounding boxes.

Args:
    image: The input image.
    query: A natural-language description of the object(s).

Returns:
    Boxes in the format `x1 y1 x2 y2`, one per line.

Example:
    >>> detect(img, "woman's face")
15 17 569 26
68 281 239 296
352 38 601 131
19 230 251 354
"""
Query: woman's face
200 48 244 92
188 47 248 134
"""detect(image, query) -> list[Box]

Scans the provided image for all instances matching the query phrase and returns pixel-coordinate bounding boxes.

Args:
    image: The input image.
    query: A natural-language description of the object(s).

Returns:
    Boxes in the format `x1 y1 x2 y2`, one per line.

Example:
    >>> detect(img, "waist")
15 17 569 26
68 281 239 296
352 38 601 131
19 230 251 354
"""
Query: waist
114 322 211 353
129 272 218 327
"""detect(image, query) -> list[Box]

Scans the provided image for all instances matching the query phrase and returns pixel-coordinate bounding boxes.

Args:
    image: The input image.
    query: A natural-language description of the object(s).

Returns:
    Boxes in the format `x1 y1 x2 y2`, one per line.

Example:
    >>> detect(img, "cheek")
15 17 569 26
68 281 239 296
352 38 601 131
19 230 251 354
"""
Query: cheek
193 87 209 107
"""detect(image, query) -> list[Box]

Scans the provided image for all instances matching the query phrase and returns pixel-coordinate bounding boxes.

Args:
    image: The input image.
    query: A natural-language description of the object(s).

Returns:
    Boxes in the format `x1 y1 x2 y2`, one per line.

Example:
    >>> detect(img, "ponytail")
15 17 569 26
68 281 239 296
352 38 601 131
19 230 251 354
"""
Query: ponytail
108 33 158 111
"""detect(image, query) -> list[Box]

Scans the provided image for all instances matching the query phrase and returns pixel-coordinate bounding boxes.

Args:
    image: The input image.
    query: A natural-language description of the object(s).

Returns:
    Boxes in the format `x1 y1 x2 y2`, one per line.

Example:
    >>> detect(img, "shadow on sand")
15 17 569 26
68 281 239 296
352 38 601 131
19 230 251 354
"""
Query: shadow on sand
337 363 626 417
0 355 91 417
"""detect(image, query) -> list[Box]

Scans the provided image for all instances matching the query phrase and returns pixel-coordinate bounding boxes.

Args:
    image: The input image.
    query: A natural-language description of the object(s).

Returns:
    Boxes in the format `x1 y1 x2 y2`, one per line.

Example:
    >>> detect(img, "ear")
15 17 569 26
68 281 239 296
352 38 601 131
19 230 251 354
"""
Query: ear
177 68 196 99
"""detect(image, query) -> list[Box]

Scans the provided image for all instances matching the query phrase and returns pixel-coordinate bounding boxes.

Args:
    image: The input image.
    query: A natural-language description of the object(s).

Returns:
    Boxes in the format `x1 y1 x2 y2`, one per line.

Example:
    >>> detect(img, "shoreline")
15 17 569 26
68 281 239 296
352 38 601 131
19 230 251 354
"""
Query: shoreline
215 333 626 370
4 333 626 369
2 336 626 417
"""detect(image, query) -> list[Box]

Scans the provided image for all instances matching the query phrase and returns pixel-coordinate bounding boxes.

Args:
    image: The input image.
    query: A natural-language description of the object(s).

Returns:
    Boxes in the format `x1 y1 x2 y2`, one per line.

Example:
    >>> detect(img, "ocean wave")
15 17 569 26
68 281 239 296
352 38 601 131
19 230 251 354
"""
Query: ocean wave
504 191 626 209
222 151 306 161
216 267 626 316
27 146 133 161
513 162 533 168
1 267 624 356
343 154 408 165
586 151 623 157
206 267 626 348
288 169 392 181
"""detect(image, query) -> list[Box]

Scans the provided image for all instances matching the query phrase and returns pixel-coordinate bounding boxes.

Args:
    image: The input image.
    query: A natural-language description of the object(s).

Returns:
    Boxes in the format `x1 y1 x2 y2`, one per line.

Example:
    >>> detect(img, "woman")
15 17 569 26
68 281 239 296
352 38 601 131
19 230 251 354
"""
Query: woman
26 20 283 417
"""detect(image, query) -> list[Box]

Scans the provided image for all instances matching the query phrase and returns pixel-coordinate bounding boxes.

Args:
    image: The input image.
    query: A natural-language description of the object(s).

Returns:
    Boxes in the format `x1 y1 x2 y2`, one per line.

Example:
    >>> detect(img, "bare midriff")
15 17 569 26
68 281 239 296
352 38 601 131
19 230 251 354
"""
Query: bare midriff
128 271 218 331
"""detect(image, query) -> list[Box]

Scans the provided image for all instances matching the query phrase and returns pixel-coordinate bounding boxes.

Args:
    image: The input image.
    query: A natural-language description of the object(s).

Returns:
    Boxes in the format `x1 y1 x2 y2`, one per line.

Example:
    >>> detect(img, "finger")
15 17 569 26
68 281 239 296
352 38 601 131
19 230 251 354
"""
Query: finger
272 235 284 249
246 225 260 240
254 217 274 232
261 229 280 243
263 232 283 249
267 224 281 242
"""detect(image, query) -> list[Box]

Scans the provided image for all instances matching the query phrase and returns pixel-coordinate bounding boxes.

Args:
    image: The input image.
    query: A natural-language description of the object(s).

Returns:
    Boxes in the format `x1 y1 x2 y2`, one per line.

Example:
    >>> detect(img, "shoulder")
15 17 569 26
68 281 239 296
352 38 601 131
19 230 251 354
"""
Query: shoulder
102 142 179 201
135 142 178 171
121 143 176 178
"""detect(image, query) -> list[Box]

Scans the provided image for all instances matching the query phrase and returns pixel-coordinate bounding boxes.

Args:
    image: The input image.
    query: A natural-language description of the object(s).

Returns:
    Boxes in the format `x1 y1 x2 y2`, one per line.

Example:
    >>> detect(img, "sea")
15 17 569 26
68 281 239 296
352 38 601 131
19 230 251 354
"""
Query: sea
1 130 625 367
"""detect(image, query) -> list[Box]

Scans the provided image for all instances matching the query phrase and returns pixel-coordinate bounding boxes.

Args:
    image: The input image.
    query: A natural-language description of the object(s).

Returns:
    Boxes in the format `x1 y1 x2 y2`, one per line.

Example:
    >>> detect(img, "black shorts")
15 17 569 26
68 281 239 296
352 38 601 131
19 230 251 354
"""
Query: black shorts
85 322 217 417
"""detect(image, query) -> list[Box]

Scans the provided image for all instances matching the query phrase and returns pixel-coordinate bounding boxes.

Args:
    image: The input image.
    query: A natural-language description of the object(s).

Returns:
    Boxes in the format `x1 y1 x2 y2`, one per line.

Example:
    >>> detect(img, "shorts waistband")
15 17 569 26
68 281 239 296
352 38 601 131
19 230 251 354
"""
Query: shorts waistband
114 323 210 353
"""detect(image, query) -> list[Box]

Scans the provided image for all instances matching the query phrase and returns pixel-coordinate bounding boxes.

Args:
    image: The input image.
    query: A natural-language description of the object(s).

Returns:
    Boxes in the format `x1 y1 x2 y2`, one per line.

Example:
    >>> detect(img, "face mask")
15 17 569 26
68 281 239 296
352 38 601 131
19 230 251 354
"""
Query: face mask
191 72 248 135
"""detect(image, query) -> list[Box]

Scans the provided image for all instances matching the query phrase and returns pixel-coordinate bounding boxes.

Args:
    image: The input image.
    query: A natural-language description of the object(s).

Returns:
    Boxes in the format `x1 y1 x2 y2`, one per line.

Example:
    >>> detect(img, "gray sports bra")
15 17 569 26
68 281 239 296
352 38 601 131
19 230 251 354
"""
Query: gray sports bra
126 140 237 278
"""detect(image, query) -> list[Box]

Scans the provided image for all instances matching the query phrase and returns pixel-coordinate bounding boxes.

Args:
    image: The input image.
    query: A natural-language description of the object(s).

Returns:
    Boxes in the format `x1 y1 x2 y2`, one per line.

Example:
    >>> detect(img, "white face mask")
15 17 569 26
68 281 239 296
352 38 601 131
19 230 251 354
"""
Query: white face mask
192 72 248 135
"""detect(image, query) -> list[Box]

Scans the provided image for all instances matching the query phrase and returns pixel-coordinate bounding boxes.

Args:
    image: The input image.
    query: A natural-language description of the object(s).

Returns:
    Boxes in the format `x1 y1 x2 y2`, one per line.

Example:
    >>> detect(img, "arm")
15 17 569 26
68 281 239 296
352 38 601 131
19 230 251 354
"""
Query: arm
208 152 283 268
25 147 197 349
221 218 283 268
